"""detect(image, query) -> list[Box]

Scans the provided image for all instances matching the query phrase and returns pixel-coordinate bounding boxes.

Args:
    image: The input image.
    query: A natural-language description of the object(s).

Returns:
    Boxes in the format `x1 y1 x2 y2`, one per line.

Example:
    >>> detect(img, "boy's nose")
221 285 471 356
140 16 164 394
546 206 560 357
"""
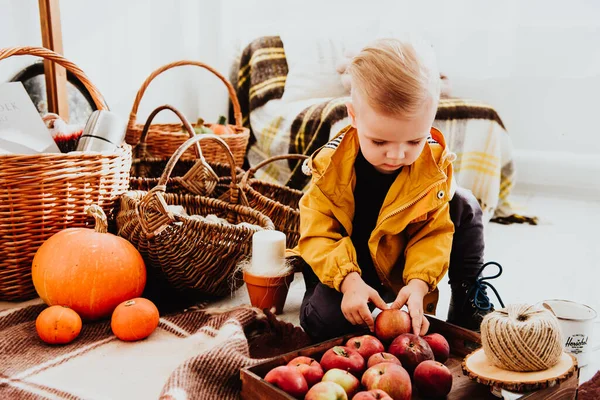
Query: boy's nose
386 145 405 160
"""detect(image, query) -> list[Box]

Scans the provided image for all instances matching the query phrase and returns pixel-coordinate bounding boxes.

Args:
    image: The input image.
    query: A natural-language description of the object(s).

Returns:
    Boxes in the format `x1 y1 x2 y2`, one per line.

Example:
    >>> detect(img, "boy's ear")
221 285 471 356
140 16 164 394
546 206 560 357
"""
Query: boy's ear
346 102 357 127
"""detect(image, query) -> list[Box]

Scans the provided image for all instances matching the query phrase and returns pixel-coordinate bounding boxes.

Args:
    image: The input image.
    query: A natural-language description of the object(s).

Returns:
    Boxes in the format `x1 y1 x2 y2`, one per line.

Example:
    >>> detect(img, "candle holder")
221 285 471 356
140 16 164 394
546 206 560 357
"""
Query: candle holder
243 269 294 314
242 230 294 314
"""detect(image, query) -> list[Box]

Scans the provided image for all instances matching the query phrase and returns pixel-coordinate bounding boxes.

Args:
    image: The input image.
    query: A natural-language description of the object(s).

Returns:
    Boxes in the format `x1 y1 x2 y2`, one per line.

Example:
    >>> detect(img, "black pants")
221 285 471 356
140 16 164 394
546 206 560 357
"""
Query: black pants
298 187 485 342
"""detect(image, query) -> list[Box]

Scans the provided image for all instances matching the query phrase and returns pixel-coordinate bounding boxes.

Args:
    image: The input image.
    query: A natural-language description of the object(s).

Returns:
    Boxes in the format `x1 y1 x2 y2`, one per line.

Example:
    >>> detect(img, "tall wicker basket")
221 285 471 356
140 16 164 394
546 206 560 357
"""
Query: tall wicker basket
124 60 249 167
0 47 132 301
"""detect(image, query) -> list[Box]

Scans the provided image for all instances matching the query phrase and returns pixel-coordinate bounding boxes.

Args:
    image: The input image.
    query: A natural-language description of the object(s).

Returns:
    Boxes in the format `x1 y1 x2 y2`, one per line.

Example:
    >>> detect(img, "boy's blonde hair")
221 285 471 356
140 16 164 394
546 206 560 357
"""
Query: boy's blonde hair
348 37 440 117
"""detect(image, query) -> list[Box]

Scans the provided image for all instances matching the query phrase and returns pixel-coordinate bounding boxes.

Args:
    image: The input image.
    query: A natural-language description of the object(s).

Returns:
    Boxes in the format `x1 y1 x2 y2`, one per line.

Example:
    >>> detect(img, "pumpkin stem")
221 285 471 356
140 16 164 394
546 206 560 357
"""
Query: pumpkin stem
85 204 108 233
124 300 136 307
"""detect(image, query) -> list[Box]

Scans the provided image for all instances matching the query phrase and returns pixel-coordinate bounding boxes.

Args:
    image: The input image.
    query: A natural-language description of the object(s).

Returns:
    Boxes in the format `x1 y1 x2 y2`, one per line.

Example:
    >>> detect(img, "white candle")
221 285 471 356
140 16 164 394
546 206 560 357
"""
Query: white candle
250 230 287 276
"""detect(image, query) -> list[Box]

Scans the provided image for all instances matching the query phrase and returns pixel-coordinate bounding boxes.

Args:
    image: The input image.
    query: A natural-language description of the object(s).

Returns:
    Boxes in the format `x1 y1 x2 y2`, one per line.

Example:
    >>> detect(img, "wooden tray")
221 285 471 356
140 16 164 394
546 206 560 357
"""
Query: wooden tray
240 317 580 400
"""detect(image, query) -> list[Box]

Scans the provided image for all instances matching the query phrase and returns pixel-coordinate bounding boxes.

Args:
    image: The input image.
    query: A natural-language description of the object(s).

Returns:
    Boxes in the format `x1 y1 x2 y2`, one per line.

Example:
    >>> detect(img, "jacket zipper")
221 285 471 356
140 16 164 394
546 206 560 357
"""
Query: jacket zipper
371 178 446 287
376 178 446 229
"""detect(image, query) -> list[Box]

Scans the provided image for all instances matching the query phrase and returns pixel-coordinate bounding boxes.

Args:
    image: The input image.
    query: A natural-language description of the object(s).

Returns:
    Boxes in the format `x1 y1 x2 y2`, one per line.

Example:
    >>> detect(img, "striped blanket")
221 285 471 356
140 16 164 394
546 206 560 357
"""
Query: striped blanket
0 300 310 400
231 36 534 223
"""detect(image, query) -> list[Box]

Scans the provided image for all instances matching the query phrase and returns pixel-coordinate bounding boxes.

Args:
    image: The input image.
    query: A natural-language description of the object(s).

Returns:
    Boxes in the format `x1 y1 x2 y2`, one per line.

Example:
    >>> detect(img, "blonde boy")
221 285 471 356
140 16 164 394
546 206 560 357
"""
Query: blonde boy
291 38 504 341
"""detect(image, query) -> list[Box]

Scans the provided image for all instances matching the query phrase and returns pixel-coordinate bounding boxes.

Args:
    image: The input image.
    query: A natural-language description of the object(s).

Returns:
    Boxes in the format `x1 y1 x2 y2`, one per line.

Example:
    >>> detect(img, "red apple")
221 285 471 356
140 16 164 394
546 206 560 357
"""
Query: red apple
374 309 412 342
367 352 402 368
361 362 411 400
346 335 385 361
288 356 324 387
388 333 434 375
322 368 360 398
320 346 366 376
413 360 453 398
306 381 349 400
352 389 393 400
423 333 450 363
264 365 308 398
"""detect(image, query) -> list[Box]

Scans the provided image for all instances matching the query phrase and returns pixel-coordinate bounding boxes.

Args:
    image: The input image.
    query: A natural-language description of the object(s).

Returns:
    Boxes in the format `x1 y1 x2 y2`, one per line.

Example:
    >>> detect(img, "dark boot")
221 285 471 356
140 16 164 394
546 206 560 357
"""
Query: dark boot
446 188 506 331
447 261 506 331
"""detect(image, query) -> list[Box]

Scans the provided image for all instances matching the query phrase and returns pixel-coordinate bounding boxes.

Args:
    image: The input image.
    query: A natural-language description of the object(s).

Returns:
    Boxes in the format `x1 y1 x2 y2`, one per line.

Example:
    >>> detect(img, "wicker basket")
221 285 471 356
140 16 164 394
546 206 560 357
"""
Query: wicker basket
129 104 243 203
116 133 274 300
125 60 249 167
0 47 132 301
239 155 307 249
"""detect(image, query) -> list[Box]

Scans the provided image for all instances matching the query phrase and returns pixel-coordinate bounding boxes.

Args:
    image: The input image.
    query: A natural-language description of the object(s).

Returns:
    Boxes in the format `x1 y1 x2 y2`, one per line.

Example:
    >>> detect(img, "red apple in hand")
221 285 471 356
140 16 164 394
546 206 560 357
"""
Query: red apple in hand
423 333 450 363
288 356 324 387
367 352 402 368
413 360 453 398
374 309 412 342
388 333 434 375
352 389 393 400
264 365 308 398
320 346 366 376
322 368 360 398
306 381 348 400
346 335 385 361
361 362 411 400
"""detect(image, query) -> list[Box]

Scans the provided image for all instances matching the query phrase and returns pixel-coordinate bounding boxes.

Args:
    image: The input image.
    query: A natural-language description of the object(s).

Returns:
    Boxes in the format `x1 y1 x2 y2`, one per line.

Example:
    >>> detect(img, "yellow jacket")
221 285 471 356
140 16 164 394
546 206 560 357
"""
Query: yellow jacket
291 125 456 308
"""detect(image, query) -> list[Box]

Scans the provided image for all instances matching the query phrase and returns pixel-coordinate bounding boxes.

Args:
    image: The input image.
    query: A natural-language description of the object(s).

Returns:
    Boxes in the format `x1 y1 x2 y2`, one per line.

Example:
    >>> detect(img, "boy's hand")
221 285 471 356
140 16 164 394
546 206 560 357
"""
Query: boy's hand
390 279 430 336
340 272 389 332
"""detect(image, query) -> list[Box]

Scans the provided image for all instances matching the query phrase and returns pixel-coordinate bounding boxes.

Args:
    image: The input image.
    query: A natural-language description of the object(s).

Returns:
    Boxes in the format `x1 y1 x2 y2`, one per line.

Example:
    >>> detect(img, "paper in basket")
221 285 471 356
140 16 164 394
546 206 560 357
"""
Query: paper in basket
0 82 60 155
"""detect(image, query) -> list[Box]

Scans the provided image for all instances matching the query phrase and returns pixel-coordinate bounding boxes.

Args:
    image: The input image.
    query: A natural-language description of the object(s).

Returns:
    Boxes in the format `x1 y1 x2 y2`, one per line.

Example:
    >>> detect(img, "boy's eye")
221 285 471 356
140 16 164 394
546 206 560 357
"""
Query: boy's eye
372 140 386 146
409 139 423 145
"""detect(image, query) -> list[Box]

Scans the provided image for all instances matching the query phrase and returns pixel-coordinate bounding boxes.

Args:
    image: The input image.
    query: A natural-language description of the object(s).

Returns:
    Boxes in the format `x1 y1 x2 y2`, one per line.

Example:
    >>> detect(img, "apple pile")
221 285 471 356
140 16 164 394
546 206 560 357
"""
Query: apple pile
263 309 453 399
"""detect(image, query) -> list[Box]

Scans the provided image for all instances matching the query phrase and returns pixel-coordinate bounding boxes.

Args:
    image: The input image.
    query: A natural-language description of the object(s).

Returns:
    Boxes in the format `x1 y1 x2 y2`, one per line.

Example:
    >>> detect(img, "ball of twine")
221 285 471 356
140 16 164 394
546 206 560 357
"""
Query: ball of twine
481 304 563 372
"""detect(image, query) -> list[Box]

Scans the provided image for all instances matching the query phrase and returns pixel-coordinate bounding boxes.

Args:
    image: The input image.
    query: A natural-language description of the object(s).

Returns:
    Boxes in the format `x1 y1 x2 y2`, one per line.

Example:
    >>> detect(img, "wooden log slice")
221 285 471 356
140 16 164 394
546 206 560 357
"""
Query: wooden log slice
462 349 578 393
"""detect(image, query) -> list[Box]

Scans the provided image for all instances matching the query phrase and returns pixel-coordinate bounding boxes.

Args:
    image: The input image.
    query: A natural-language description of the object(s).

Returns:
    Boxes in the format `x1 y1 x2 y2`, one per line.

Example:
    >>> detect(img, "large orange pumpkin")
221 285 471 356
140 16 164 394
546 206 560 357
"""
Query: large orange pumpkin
32 205 146 321
36 305 82 345
111 297 160 341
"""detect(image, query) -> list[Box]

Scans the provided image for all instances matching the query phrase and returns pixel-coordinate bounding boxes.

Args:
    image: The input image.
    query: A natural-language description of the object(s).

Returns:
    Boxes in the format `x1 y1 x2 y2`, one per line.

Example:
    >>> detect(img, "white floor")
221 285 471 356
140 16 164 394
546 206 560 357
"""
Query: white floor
213 190 600 386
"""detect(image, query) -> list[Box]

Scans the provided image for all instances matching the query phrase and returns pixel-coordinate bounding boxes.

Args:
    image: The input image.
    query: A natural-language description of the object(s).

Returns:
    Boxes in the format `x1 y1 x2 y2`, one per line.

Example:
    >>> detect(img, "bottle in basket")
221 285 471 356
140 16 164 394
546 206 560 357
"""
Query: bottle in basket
76 110 126 152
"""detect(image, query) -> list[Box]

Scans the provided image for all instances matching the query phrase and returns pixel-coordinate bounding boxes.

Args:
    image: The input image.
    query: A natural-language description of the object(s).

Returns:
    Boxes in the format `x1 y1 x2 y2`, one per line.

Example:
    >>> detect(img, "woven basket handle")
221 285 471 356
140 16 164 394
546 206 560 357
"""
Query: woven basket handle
0 47 107 111
135 104 203 159
179 136 239 201
127 60 243 131
140 104 238 199
137 133 239 237
240 154 309 188
157 133 235 186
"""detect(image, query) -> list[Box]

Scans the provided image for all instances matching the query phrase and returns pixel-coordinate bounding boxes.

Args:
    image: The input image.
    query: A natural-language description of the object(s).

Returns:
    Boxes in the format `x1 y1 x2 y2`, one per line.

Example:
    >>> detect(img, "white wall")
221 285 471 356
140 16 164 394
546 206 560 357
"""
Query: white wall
1 0 225 125
218 0 600 155
2 0 599 190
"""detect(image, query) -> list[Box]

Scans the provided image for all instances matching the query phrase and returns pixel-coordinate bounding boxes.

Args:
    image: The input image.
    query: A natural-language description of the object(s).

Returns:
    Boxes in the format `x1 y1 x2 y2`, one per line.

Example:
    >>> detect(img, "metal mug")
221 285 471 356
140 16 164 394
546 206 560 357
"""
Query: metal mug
76 110 126 152
543 299 597 367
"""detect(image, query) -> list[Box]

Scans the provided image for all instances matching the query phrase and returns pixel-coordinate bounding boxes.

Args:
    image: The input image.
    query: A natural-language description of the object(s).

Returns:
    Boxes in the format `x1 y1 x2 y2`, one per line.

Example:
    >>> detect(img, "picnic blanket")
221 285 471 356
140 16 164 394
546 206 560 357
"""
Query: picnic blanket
0 299 310 400
231 36 536 224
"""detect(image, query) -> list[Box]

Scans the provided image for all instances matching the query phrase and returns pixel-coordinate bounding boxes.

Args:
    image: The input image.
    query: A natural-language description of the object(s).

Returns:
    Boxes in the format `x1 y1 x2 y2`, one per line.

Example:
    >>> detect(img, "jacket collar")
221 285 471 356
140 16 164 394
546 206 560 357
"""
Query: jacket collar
313 125 450 201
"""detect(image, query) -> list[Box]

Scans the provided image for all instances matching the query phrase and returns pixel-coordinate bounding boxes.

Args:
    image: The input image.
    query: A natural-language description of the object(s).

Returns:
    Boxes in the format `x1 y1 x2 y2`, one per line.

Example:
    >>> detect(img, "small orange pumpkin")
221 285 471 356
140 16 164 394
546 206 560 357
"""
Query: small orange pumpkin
210 115 233 135
36 305 82 345
32 205 146 321
111 298 159 341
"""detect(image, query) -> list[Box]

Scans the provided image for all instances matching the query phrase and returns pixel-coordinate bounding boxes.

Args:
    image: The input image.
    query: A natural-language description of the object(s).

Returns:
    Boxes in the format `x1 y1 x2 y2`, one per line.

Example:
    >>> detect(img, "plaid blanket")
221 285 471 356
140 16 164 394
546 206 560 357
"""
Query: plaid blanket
0 300 310 400
231 36 535 224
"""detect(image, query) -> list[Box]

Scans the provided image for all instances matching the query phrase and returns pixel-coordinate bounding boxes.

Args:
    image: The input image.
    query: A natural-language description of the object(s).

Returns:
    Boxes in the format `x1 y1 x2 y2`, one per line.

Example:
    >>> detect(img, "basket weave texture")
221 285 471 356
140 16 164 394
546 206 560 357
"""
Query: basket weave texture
129 104 243 202
117 133 274 299
0 46 132 301
239 155 307 249
124 61 249 167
